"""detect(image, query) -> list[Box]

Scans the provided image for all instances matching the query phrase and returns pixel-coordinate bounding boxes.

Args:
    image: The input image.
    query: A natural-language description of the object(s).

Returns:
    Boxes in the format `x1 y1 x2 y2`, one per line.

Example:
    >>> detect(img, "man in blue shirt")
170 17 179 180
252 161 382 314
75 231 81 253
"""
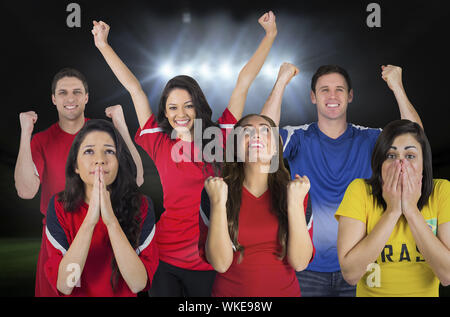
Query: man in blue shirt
261 63 423 296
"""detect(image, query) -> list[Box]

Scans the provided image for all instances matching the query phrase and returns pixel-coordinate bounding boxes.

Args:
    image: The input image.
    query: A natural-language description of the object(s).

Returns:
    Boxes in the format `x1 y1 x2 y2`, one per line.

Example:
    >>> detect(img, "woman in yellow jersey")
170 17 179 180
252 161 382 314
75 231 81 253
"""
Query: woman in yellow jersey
335 119 450 296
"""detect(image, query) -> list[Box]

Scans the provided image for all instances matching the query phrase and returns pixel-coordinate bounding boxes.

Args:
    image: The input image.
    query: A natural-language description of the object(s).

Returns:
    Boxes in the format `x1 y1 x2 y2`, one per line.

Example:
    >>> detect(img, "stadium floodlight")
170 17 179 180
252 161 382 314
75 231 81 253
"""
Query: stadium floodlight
200 63 211 78
219 62 233 79
181 64 194 76
160 63 175 78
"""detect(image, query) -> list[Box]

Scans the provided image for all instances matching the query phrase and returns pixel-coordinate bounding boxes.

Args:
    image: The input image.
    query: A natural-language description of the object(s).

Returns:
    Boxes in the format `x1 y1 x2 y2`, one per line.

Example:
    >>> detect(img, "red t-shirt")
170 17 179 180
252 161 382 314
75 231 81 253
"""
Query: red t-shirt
44 194 159 297
134 109 236 270
31 120 88 218
199 187 315 297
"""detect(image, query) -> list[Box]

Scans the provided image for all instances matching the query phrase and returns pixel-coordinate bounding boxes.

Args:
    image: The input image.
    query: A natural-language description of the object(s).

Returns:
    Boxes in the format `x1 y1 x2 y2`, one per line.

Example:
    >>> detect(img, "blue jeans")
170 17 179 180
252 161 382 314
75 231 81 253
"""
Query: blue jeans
297 270 356 297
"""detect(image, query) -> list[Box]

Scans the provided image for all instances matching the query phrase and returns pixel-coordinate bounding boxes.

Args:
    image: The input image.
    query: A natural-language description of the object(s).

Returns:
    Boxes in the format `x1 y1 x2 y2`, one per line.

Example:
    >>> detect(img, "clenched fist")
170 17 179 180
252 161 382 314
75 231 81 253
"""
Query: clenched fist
19 111 38 137
204 176 228 206
287 174 310 203
381 65 403 92
277 62 299 86
91 20 110 49
258 11 277 37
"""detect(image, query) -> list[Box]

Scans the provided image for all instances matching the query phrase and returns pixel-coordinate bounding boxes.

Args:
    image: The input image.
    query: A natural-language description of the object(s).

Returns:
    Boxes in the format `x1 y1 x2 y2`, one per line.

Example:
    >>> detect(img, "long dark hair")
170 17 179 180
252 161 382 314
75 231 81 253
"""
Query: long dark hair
222 114 291 262
58 119 142 290
157 75 222 175
366 119 433 211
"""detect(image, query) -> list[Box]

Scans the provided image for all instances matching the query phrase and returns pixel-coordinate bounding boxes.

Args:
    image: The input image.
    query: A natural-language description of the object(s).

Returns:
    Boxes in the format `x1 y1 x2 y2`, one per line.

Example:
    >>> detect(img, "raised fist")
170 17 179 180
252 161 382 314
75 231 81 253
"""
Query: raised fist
258 11 277 37
204 176 228 206
91 20 110 48
277 62 299 85
381 65 403 92
287 174 310 202
19 111 38 136
105 104 125 128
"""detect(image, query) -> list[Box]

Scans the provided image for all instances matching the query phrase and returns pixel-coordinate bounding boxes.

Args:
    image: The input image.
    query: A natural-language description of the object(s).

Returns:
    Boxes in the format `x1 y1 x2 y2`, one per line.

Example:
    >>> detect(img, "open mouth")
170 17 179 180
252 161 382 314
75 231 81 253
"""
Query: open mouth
175 119 190 127
249 141 265 149
326 103 340 108
64 105 78 110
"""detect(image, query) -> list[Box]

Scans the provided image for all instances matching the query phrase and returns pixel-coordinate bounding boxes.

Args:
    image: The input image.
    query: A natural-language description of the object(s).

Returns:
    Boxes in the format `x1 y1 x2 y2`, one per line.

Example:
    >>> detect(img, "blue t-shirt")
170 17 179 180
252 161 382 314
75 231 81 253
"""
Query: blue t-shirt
280 122 381 272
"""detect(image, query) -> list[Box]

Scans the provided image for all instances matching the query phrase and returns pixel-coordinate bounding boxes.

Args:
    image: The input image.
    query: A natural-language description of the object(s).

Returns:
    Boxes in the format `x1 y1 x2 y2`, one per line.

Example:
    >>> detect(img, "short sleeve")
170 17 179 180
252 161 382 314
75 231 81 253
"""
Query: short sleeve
136 196 159 291
280 126 304 161
198 187 211 263
217 108 237 147
436 179 450 226
335 179 368 224
30 133 44 180
44 196 70 296
134 114 166 161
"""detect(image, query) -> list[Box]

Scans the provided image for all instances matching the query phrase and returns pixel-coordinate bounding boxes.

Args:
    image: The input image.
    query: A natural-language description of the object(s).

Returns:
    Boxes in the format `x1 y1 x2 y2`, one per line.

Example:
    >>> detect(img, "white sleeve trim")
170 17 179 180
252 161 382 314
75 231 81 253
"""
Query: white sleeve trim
282 124 310 153
140 127 163 136
33 162 39 177
45 226 67 255
136 225 156 255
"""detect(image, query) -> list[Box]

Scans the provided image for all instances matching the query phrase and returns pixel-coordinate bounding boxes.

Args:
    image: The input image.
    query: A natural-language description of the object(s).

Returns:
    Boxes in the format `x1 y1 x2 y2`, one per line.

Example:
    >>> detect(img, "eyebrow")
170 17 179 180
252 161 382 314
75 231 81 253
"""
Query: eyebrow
57 88 83 93
318 85 346 90
168 100 193 106
241 123 270 128
389 145 417 150
82 144 116 148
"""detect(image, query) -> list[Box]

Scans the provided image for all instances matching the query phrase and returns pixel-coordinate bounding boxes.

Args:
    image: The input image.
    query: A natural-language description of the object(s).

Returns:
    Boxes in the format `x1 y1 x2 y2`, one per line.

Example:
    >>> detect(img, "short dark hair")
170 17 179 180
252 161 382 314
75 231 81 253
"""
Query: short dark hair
311 65 352 93
366 120 433 211
51 68 89 95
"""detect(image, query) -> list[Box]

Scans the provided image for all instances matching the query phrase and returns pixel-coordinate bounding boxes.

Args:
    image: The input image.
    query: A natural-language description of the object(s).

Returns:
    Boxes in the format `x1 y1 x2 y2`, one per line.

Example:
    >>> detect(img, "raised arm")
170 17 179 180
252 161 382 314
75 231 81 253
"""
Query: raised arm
105 105 144 187
286 174 313 271
227 11 277 120
260 63 299 125
381 65 423 129
14 111 40 199
92 21 151 129
204 177 234 273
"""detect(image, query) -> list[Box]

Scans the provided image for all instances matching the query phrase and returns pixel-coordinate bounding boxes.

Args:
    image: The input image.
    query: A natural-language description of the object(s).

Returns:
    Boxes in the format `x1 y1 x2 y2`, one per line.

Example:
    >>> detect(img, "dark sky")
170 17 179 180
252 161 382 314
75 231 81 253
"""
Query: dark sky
2 0 450 237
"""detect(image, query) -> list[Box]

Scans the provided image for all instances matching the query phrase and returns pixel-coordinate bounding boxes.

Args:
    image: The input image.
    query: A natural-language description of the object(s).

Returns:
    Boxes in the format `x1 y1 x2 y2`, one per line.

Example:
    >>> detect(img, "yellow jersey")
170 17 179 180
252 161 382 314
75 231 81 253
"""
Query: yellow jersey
335 178 450 297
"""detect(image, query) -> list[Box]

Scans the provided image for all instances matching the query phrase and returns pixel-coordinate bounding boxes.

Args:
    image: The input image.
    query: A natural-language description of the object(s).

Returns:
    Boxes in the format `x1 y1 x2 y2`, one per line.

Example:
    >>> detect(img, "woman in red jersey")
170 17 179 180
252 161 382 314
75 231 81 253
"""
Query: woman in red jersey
91 12 277 296
45 120 158 296
199 113 314 297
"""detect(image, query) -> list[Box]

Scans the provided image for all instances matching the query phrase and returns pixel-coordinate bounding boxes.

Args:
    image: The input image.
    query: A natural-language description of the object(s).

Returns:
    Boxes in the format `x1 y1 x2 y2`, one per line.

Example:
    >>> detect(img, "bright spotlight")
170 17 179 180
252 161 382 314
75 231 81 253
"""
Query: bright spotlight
262 64 277 79
219 62 232 79
200 63 211 78
181 64 194 76
160 63 175 78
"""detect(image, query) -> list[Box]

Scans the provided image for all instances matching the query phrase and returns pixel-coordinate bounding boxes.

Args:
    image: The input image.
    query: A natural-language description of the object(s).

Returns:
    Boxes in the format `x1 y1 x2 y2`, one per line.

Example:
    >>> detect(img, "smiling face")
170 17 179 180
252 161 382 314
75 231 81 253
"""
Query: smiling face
52 76 88 122
311 72 353 122
381 133 423 183
75 131 119 189
164 88 196 139
236 115 276 164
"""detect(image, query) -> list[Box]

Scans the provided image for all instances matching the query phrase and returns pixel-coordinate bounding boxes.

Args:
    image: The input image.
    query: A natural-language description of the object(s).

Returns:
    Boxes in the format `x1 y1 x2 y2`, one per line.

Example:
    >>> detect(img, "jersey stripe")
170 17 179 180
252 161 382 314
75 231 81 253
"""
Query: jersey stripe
45 196 69 255
282 124 310 152
136 196 156 255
